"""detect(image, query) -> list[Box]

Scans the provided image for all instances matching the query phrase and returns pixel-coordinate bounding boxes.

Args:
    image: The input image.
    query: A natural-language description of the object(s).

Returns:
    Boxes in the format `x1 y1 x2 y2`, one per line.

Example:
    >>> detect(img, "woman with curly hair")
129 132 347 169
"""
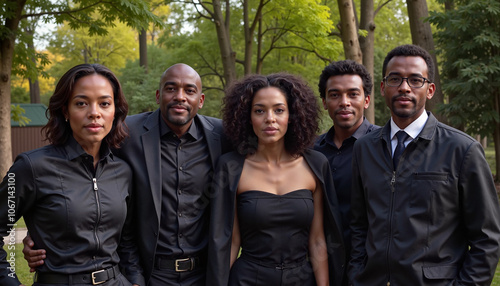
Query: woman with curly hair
207 73 345 286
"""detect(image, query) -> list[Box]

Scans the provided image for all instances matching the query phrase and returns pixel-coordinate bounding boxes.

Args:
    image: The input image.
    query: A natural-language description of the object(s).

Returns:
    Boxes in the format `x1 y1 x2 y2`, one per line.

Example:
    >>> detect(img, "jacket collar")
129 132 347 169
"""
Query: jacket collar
381 111 438 143
318 117 373 147
63 134 113 162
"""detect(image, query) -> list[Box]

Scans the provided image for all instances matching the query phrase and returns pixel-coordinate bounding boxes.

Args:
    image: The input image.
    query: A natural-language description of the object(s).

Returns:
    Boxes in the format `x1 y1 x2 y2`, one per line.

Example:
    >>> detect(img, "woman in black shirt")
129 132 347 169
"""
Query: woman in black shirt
0 64 143 286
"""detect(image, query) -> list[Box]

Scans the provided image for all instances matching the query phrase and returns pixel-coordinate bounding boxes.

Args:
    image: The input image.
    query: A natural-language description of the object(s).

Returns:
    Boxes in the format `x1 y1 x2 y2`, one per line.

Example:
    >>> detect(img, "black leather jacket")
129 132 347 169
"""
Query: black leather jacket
349 113 500 285
0 136 144 286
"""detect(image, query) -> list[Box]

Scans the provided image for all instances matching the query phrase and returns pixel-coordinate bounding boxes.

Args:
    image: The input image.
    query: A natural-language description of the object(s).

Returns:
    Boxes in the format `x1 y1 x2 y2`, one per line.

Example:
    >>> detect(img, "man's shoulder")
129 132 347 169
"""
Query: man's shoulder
304 148 329 164
314 132 328 147
125 111 155 127
197 114 223 129
357 125 383 143
435 122 475 143
366 123 381 133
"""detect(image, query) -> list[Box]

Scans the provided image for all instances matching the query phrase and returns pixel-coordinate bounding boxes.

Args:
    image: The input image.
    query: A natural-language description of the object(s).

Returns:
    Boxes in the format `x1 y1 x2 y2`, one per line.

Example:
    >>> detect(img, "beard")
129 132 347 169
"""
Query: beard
165 103 193 126
391 94 417 118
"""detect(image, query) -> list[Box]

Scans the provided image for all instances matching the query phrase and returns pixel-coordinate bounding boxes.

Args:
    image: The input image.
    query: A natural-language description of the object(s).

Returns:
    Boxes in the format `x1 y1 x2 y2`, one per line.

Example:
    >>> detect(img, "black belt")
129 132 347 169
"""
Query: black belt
155 256 202 272
35 265 120 285
240 253 308 270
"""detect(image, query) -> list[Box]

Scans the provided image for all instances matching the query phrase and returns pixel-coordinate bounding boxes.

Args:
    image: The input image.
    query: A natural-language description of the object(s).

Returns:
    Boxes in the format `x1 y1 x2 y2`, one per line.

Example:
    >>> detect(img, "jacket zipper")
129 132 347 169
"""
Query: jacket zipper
386 171 397 285
93 178 101 256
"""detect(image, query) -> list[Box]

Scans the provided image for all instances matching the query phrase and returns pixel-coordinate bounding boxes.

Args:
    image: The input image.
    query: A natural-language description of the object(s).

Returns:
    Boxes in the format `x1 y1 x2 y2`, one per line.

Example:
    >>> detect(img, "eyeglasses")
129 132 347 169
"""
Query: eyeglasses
384 75 430 88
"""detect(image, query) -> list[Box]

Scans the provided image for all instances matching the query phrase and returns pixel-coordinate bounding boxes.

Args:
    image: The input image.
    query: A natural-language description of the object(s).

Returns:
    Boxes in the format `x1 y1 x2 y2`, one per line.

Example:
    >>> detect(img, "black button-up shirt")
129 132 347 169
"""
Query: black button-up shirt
156 117 212 257
314 118 378 253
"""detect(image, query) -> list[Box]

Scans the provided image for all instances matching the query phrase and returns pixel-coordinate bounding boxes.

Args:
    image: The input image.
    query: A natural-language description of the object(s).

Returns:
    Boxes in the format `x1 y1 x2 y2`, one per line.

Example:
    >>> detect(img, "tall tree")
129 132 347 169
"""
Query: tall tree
138 0 170 74
429 0 500 181
406 0 445 122
337 0 362 63
47 21 139 79
359 0 392 124
0 0 160 176
170 0 337 85
139 29 148 73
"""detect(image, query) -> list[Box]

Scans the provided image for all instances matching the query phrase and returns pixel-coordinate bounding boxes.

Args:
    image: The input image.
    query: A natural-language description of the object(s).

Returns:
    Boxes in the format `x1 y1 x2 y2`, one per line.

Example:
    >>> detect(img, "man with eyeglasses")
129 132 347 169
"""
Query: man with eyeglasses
348 44 500 285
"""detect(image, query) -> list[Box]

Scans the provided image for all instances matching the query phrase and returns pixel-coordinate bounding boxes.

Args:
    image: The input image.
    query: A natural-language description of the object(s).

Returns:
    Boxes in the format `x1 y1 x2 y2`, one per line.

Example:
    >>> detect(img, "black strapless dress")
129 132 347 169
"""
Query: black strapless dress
228 189 315 286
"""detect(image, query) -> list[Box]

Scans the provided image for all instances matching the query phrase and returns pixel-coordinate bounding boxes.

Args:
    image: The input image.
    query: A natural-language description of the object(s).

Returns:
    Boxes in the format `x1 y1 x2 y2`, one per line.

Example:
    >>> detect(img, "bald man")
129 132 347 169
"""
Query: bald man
119 64 231 285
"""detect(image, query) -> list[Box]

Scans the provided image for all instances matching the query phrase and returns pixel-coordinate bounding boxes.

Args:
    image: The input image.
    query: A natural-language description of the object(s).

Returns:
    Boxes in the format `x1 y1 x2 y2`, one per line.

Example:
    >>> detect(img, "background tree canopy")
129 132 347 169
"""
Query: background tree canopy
4 0 500 180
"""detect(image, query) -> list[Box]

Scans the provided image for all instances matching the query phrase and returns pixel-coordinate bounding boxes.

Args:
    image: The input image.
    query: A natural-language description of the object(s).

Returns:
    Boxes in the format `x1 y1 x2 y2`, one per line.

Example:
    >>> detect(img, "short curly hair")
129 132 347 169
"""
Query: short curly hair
42 64 128 149
222 73 320 156
318 60 373 99
382 44 435 82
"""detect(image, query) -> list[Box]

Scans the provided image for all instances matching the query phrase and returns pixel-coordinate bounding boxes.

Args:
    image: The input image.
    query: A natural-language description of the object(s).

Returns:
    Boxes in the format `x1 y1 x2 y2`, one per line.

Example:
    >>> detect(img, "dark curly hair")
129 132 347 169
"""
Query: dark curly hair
382 44 435 82
318 60 373 99
42 64 128 149
222 73 320 156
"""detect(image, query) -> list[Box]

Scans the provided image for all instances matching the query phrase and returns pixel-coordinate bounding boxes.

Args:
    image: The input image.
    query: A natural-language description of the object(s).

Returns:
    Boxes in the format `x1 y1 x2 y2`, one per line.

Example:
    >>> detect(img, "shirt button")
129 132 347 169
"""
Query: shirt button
179 166 183 171
178 212 182 217
179 146 182 150
179 233 183 238
178 189 182 195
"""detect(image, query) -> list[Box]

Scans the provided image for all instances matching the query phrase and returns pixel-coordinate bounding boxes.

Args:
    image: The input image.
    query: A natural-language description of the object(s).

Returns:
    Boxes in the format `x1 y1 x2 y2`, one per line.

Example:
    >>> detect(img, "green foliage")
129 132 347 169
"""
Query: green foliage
12 30 51 80
155 0 344 118
2 0 164 83
11 85 29 104
428 0 500 136
47 20 139 79
120 61 161 115
10 105 31 127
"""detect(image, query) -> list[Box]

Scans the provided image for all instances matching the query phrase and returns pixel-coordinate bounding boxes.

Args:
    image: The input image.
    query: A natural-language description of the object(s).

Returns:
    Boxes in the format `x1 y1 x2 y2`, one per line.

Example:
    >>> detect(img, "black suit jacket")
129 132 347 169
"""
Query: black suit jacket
116 109 231 281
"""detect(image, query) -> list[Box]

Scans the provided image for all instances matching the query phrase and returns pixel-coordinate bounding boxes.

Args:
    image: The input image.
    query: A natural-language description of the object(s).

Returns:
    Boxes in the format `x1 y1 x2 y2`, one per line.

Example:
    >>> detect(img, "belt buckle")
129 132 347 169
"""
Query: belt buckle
175 258 192 272
91 269 106 285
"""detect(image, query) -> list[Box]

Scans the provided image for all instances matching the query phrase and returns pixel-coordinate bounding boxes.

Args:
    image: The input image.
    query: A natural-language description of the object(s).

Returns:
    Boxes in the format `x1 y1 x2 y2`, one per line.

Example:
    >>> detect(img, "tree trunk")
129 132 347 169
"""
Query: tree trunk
0 0 26 176
256 16 263 74
26 27 40 103
243 0 265 75
337 0 362 63
212 0 236 86
406 0 446 123
139 28 148 73
359 0 375 124
493 91 500 182
242 0 252 75
29 78 41 103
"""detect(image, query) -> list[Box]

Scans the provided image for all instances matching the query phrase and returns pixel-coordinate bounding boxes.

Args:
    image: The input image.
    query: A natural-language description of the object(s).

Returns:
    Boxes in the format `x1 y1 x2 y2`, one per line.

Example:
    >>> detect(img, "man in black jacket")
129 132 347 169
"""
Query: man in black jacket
349 44 500 285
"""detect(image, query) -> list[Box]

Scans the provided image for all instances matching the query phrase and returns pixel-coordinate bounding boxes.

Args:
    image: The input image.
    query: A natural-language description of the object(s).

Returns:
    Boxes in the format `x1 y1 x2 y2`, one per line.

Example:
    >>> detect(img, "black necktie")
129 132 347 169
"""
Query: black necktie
393 131 409 169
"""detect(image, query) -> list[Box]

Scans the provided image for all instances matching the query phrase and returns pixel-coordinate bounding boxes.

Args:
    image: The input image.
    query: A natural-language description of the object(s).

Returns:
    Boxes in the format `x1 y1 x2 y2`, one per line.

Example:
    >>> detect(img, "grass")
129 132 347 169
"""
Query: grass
485 146 497 179
495 264 500 286
2 244 34 285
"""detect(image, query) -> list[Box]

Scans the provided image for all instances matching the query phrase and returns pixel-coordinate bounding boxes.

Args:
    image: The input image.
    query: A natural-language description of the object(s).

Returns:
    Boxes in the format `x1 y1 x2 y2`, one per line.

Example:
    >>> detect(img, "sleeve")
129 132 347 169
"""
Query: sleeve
347 144 369 284
319 157 346 286
0 154 37 286
456 141 500 285
206 155 239 286
117 167 145 286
